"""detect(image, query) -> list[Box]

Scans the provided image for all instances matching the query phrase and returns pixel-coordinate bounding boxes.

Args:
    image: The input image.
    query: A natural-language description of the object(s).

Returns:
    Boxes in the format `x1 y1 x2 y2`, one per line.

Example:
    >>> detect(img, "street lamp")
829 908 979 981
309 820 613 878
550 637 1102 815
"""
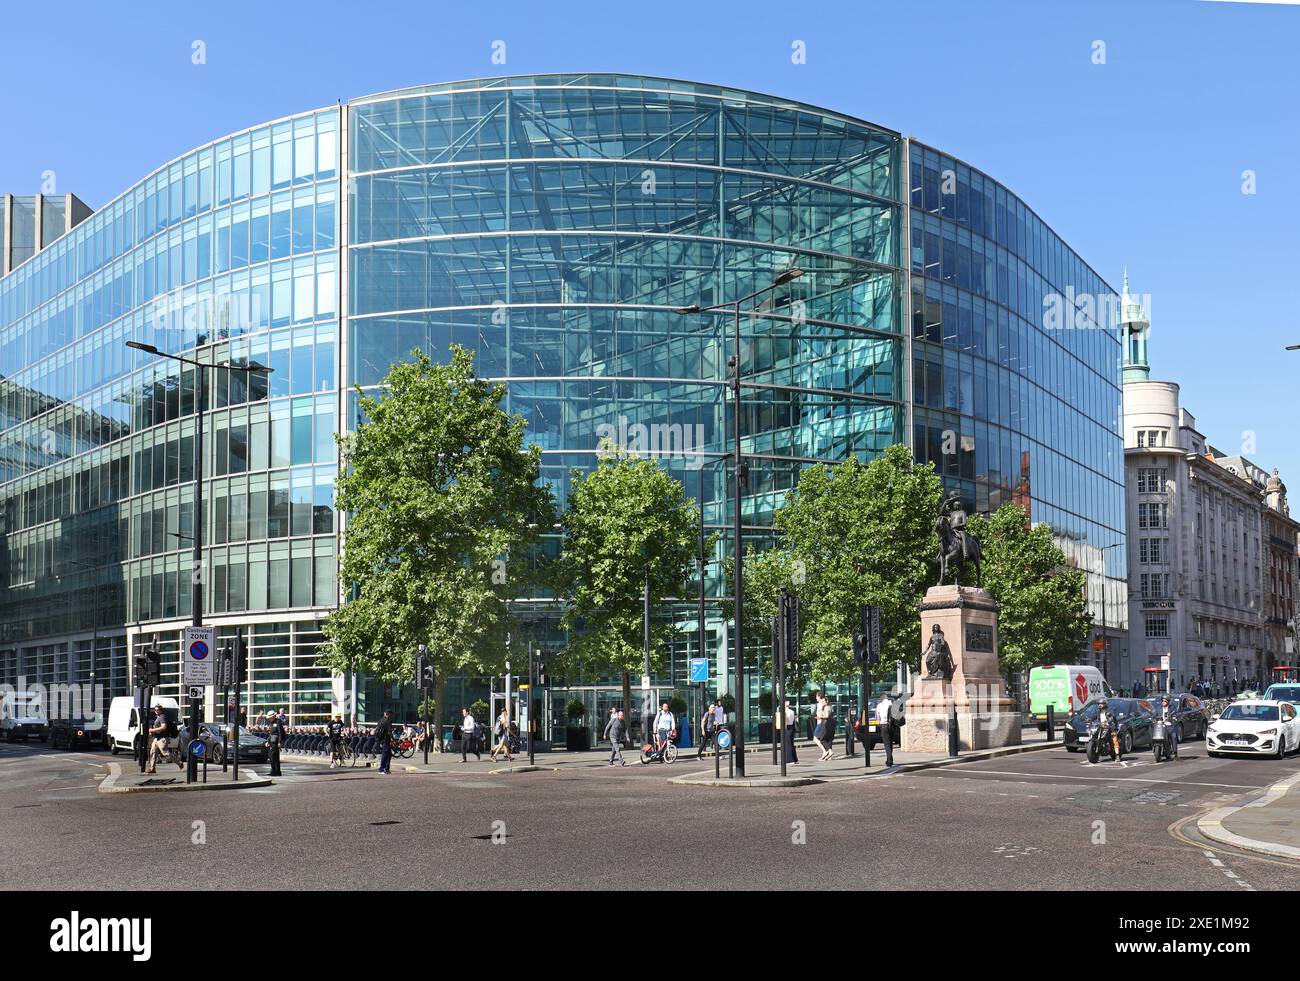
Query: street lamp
672 266 804 774
125 340 271 782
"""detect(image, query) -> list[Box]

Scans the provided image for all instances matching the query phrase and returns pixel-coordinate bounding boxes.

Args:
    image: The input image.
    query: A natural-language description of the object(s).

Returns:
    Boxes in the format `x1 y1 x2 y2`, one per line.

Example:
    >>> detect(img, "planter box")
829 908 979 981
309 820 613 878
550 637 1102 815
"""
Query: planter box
565 726 589 752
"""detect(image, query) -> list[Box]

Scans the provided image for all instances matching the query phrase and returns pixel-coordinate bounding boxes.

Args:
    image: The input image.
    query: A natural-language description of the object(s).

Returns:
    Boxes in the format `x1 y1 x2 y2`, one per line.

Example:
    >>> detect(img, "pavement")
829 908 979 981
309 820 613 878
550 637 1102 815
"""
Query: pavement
98 761 273 793
279 728 1058 785
1197 769 1300 860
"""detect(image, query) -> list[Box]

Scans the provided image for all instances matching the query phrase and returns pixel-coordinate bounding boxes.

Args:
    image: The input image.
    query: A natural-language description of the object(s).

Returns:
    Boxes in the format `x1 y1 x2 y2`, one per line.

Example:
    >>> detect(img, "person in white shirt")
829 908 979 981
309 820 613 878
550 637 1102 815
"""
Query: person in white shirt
783 699 798 763
459 707 480 762
653 702 676 754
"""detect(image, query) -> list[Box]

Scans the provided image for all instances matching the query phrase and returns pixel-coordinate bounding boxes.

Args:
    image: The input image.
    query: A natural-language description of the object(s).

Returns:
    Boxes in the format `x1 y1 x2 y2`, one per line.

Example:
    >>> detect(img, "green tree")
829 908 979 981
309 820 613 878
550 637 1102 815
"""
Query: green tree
964 503 1091 675
765 444 943 685
558 446 701 718
320 346 555 743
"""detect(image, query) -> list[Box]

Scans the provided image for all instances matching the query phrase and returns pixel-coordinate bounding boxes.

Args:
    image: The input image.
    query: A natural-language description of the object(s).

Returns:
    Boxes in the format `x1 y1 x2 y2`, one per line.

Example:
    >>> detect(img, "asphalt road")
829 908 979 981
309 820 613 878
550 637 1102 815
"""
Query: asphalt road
3 738 1299 890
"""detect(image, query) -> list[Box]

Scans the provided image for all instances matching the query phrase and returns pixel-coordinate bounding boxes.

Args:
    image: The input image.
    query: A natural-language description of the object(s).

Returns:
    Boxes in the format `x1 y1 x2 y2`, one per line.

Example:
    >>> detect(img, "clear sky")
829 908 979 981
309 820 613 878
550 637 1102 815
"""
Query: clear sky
3 0 1296 481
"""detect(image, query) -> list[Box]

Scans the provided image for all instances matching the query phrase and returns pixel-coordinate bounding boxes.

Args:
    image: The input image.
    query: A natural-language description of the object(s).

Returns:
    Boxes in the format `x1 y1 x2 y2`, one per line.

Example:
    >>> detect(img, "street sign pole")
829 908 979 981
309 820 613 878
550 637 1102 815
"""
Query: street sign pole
528 644 536 766
232 631 243 783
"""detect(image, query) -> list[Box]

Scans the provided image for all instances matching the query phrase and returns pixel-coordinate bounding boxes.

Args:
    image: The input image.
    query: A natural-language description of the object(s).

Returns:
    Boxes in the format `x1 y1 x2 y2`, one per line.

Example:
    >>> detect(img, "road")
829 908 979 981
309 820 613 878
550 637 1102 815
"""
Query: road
3 738 1299 890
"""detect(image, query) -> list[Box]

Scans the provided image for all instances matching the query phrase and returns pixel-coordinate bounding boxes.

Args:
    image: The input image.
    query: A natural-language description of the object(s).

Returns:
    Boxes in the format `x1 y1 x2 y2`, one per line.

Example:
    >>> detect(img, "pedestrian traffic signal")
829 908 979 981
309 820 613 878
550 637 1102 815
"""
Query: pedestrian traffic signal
853 604 882 666
134 644 161 688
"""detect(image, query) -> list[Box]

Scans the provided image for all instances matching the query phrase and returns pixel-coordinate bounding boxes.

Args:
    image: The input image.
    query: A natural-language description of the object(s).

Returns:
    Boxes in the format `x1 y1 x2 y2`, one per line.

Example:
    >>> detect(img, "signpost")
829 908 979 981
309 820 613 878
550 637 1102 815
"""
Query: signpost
182 626 215 784
853 604 882 769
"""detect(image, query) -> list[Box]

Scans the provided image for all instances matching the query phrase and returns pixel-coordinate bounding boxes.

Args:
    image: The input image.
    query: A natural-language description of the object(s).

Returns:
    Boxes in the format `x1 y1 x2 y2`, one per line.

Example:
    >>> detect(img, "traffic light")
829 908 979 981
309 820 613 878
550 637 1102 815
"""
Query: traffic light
217 642 234 688
853 605 883 666
134 643 161 688
231 634 247 685
535 658 548 687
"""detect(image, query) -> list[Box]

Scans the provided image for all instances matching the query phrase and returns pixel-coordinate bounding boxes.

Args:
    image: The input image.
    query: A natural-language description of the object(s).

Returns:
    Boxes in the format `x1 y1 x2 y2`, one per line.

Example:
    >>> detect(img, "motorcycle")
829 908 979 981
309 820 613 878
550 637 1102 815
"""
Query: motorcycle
1086 720 1122 764
1151 716 1175 763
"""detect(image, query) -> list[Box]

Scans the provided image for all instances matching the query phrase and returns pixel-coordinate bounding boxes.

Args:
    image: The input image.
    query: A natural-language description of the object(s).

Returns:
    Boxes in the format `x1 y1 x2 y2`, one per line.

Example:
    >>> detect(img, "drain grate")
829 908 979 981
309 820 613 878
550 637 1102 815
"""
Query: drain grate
139 778 177 786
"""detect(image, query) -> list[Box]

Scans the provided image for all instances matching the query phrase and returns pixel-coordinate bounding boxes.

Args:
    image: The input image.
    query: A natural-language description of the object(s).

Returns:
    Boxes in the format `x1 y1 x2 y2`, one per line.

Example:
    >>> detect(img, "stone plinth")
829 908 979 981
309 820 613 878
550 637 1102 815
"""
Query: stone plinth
901 584 1023 752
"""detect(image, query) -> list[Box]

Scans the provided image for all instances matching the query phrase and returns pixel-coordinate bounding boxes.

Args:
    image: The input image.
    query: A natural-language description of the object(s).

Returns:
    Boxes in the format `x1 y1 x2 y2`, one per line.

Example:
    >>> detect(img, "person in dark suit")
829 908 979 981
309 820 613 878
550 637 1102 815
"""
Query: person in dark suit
374 711 394 774
267 710 286 776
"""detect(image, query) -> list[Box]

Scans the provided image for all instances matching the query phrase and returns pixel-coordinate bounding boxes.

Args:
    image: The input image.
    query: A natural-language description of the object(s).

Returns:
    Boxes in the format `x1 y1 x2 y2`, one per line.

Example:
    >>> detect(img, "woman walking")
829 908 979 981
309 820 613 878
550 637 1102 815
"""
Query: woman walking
812 694 834 761
490 708 513 763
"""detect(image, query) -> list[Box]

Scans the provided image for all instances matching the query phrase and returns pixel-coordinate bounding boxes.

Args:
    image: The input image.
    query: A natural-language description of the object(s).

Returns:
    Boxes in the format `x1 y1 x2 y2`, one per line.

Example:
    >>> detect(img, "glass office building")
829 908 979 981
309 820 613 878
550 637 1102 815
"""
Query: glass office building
0 75 1124 726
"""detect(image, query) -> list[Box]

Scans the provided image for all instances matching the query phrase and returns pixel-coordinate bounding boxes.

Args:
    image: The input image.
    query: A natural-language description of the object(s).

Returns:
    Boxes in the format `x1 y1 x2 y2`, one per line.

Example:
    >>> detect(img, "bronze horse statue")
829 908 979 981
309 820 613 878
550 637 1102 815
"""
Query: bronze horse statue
935 512 982 587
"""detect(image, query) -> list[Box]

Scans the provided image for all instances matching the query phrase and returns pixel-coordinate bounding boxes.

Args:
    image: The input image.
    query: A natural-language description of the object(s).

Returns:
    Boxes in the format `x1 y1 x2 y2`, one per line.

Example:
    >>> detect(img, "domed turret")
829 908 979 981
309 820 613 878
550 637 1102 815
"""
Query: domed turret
1265 468 1289 515
1121 269 1151 383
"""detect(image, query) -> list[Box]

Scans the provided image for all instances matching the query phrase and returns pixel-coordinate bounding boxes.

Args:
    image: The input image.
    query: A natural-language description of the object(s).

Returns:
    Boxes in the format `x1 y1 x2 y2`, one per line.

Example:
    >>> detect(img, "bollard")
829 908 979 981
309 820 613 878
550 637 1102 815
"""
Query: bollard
845 717 856 757
1046 705 1055 742
947 707 959 758
884 716 895 767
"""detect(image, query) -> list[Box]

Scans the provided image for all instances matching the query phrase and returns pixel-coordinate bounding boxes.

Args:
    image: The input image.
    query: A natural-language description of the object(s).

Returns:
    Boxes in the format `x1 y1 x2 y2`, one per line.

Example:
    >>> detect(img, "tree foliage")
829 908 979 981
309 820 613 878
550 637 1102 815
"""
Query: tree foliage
321 346 555 702
964 503 1092 674
558 447 701 708
727 445 943 687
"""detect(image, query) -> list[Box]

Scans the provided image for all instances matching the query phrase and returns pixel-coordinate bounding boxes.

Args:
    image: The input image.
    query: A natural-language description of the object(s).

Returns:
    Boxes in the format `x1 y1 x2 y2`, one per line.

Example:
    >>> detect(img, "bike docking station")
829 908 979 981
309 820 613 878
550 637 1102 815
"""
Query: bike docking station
902 584 1023 754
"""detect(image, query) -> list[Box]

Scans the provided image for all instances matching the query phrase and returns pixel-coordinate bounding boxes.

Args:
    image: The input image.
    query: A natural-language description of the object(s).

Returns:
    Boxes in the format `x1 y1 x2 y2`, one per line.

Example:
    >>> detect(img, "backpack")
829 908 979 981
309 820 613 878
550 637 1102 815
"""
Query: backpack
164 719 179 739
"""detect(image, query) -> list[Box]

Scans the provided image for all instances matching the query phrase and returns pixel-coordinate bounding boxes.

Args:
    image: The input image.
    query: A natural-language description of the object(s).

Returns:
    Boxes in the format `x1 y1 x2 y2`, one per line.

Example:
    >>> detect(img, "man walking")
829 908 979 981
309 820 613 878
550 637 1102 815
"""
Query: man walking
460 707 480 762
602 706 617 745
267 710 285 776
144 703 176 774
698 699 716 759
375 710 393 774
608 709 627 766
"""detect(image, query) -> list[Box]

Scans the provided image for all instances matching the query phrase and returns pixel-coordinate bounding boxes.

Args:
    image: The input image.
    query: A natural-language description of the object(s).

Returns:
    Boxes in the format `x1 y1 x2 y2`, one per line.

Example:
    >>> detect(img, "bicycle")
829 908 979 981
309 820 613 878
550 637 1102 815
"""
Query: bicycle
640 732 679 765
329 736 357 768
391 736 416 759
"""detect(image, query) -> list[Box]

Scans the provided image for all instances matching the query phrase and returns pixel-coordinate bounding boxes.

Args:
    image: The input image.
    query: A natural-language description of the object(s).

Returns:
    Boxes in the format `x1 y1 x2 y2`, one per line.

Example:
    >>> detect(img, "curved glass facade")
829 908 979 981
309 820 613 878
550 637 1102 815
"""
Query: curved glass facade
0 74 1124 722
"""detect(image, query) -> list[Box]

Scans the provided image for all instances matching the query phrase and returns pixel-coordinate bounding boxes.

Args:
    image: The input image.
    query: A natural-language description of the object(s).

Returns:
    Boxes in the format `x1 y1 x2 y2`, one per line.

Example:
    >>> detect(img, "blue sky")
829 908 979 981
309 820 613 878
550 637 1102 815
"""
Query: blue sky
3 0 1297 480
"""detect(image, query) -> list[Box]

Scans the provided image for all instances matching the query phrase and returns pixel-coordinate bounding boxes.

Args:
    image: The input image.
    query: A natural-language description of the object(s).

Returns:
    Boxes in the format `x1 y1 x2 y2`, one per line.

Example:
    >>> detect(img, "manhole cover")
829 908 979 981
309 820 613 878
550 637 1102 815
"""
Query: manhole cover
369 820 402 826
140 778 177 786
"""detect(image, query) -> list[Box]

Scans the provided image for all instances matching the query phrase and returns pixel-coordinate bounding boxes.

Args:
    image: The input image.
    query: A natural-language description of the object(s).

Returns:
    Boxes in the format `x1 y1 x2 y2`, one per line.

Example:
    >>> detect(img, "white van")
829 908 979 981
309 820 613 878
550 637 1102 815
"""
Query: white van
1027 664 1113 728
106 695 179 755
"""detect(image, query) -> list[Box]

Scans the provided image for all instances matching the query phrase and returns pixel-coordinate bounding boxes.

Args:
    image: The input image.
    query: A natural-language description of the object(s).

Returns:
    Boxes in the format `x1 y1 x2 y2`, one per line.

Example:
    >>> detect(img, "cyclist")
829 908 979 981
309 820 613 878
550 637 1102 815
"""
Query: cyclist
326 714 346 768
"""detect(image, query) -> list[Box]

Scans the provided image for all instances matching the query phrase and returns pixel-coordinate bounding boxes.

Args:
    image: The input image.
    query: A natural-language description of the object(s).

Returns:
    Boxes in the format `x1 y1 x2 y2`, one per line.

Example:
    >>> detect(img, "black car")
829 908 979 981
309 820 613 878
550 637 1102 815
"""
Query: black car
49 717 105 750
179 722 270 764
1155 693 1208 741
1062 698 1155 753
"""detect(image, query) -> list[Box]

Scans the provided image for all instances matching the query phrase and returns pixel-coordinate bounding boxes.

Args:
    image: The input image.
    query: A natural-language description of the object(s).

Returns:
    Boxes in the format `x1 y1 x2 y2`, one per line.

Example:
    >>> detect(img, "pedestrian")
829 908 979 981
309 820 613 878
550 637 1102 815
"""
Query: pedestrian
374 710 393 774
652 701 676 758
490 708 512 763
713 698 726 737
698 700 716 759
812 693 833 761
783 699 798 763
267 710 285 776
460 707 480 762
608 709 627 766
876 692 894 748
144 703 176 774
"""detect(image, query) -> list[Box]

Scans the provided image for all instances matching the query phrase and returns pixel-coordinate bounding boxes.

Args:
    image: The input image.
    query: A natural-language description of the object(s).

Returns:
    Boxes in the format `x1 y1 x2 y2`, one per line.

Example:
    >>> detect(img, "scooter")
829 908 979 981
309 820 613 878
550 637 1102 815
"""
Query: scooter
1151 716 1175 763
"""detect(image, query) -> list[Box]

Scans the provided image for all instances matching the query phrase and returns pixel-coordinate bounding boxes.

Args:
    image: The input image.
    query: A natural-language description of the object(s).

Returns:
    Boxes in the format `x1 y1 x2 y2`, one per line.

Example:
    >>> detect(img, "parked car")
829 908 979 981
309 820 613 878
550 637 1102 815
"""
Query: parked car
1207 701 1300 759
49 716 106 751
179 722 270 764
1062 697 1155 754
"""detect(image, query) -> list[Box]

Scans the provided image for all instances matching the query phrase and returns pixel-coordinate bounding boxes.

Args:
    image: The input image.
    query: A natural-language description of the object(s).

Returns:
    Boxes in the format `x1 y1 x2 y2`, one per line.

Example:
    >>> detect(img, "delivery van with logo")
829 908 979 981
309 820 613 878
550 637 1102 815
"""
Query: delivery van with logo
1027 664 1113 728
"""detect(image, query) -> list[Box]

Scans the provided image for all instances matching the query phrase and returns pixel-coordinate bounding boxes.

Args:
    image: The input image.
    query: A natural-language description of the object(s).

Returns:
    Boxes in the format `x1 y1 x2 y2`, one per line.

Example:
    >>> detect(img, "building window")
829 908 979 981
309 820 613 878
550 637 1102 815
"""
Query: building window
1138 503 1168 529
1137 467 1168 493
1139 537 1168 564
1145 616 1169 639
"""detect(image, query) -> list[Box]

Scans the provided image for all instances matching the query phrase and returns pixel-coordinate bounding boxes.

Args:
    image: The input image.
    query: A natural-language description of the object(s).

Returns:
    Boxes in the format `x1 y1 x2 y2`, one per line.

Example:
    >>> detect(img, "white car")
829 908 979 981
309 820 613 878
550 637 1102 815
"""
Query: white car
1206 700 1300 759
